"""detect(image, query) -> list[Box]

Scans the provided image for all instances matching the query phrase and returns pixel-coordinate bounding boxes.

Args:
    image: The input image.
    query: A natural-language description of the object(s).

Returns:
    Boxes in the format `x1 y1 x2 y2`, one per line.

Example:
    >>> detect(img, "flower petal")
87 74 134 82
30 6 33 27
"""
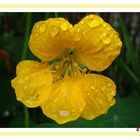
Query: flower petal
81 74 116 120
11 60 52 108
29 18 73 61
41 76 85 124
72 14 122 71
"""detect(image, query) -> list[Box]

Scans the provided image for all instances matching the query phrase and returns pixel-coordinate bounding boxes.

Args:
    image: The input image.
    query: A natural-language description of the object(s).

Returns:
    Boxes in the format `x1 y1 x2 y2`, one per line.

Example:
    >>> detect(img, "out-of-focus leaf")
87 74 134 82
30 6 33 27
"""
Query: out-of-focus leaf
0 73 20 113
117 60 140 91
118 16 140 80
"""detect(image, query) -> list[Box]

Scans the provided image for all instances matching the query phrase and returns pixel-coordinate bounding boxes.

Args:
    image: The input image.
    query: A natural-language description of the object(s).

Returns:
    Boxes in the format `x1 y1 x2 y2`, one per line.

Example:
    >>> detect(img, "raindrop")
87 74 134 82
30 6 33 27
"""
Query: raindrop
101 86 105 91
101 32 111 44
24 85 27 90
61 23 68 31
87 92 90 95
71 109 75 113
50 26 58 37
59 110 70 117
88 14 94 18
99 100 103 104
80 21 84 24
107 83 111 87
91 86 95 90
74 28 82 41
118 41 122 46
103 23 107 27
24 76 29 81
39 23 46 32
88 20 100 28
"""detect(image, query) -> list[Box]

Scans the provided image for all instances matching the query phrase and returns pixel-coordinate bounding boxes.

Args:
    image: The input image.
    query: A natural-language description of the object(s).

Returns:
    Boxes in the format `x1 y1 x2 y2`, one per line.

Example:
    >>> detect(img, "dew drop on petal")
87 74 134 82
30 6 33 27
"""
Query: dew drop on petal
74 28 82 41
103 23 107 27
87 92 90 95
88 20 100 28
101 86 105 91
71 109 75 113
99 100 103 104
39 23 46 32
118 40 122 46
24 76 29 81
101 32 111 44
50 26 58 37
107 83 111 87
24 85 27 90
91 86 95 90
59 110 70 117
60 23 69 31
80 21 84 24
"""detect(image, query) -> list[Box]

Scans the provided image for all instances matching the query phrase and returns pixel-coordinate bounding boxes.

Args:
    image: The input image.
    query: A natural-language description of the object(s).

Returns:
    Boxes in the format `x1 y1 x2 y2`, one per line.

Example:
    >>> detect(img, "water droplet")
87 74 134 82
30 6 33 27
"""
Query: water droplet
101 86 105 91
87 92 90 95
107 83 111 87
82 31 87 36
81 21 84 25
61 23 68 31
88 14 94 18
74 28 81 41
101 32 111 44
59 110 70 117
99 100 103 104
103 23 107 27
71 109 75 113
24 85 27 90
118 41 122 46
25 76 29 81
91 86 95 90
88 20 100 28
53 98 58 103
50 26 58 37
39 24 46 32
35 33 38 37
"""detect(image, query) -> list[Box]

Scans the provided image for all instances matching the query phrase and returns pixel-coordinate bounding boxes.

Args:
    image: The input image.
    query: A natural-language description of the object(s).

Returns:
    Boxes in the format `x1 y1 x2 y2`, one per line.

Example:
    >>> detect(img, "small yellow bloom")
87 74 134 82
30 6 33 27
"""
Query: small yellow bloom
11 14 122 124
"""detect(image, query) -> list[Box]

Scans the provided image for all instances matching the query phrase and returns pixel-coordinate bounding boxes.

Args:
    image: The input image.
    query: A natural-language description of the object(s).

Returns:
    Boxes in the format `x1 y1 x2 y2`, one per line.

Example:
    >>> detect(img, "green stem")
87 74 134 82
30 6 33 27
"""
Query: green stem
21 13 32 60
21 13 32 127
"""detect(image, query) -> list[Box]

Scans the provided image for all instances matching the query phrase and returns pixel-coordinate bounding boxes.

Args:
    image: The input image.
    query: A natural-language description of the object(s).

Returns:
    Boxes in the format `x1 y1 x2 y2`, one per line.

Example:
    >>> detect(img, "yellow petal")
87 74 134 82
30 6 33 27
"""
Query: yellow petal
41 76 85 124
72 14 122 71
81 74 116 120
29 18 73 61
11 60 52 108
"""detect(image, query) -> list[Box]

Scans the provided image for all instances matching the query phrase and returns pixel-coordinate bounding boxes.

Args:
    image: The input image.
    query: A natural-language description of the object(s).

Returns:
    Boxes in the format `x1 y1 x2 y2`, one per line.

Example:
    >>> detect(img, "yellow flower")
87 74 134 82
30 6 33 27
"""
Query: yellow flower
11 14 122 124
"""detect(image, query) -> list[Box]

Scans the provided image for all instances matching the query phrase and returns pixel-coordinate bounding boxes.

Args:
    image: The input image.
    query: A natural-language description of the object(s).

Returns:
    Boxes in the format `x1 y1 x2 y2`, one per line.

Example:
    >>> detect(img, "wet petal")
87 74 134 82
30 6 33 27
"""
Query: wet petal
81 74 116 120
41 76 85 124
29 18 73 61
11 60 52 108
72 14 122 71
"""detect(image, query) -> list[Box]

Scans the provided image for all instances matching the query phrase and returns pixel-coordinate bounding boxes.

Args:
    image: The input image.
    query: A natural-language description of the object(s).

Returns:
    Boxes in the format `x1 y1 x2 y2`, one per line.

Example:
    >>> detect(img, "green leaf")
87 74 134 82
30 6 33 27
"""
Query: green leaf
0 73 20 113
116 60 140 91
118 15 140 80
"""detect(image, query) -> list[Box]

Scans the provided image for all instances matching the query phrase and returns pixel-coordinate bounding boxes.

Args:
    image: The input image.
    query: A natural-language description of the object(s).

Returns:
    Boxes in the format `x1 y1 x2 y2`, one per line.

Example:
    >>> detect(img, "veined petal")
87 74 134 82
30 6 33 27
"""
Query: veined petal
29 18 73 61
41 76 85 124
72 14 122 71
11 60 52 108
81 74 116 120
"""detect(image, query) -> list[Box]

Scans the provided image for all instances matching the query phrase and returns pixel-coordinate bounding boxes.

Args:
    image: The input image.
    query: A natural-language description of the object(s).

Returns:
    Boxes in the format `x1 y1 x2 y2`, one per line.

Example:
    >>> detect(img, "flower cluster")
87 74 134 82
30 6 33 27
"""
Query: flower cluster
11 14 122 124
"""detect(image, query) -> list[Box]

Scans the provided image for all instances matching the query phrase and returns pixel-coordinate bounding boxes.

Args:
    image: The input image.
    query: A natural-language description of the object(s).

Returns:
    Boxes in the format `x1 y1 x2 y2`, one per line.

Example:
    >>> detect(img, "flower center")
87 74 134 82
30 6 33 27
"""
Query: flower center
50 48 87 82
67 48 74 56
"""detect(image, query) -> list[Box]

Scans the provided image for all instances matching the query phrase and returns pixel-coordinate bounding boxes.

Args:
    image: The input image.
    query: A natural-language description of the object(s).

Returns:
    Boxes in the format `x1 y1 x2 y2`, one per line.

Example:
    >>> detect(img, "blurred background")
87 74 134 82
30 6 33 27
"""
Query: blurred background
0 13 140 128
